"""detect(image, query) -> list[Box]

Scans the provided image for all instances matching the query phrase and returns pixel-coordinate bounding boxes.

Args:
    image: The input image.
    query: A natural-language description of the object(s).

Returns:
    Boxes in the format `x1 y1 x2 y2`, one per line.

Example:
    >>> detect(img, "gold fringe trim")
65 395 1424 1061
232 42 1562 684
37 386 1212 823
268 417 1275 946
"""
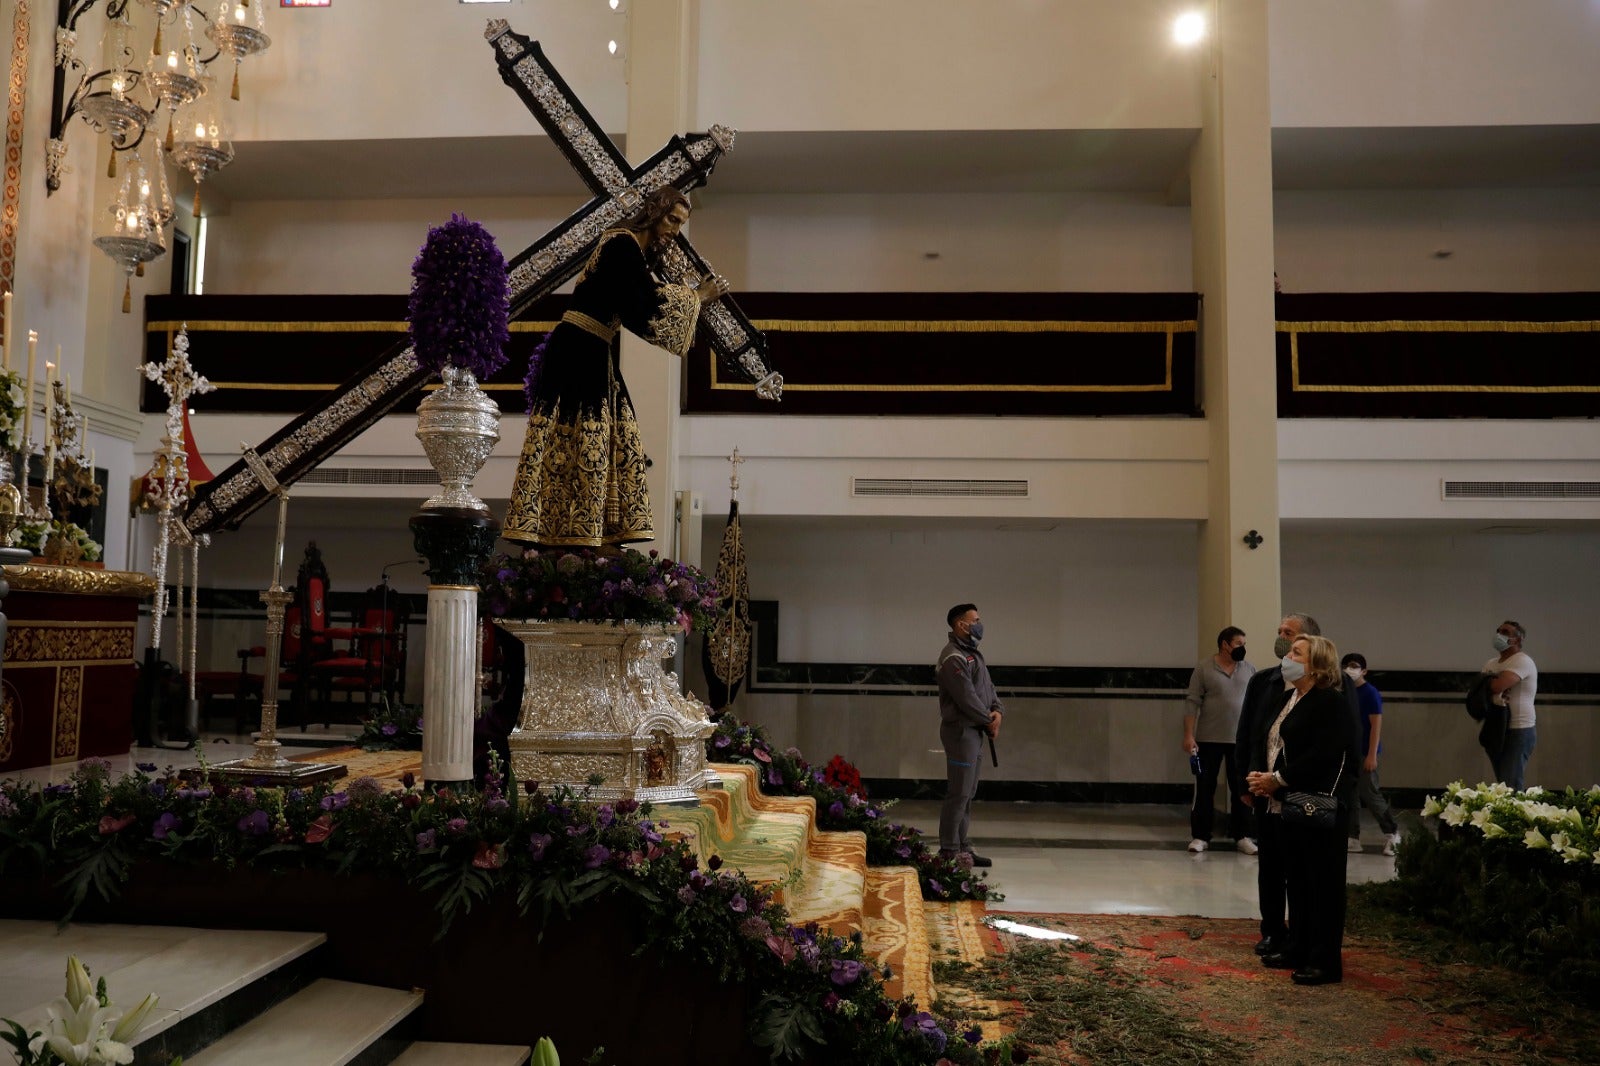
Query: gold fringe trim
1278 319 1599 334
147 320 559 333
709 328 1175 394
560 309 619 342
1289 332 1600 393
752 319 1196 334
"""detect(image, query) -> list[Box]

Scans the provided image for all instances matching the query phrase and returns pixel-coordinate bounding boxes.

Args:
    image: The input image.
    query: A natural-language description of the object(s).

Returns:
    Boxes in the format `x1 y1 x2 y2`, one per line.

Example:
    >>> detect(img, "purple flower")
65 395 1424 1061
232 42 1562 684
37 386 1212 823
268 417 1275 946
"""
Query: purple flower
44 783 73 796
147 782 166 800
319 793 350 811
408 214 510 379
927 878 944 895
528 832 552 860
485 795 510 813
714 735 732 749
80 757 111 776
902 1012 948 1054
237 810 270 836
865 808 878 819
830 959 865 986
416 829 437 851
964 1026 982 1045
584 845 611 869
152 812 181 840
596 804 615 829
641 826 663 845
828 801 846 819
135 762 157 773
677 886 697 905
895 844 912 859
347 777 383 801
381 723 399 736
766 767 783 787
446 817 469 835
729 894 748 914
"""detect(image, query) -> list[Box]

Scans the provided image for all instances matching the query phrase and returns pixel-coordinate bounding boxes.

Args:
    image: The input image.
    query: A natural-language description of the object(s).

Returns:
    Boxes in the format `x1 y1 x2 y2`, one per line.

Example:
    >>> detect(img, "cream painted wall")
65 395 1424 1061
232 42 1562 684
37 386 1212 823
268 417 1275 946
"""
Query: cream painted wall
1274 188 1600 293
1269 0 1600 128
694 0 1204 132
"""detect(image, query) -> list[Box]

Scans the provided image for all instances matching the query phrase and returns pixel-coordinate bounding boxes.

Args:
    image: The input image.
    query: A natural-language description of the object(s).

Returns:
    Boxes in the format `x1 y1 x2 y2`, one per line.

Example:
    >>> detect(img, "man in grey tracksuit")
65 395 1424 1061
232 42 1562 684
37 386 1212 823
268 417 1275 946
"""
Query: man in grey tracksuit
937 603 1003 867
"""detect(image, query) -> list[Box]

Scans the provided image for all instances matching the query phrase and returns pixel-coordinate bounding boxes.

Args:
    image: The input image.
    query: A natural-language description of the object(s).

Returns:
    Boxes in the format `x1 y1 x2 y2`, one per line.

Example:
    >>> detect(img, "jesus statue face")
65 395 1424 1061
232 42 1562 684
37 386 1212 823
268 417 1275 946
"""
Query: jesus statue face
651 202 691 246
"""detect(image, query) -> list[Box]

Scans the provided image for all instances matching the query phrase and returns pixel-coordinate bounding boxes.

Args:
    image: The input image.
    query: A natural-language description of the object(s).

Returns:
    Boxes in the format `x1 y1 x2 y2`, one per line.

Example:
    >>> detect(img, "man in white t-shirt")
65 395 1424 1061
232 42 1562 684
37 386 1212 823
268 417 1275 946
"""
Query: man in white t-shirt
1483 619 1538 791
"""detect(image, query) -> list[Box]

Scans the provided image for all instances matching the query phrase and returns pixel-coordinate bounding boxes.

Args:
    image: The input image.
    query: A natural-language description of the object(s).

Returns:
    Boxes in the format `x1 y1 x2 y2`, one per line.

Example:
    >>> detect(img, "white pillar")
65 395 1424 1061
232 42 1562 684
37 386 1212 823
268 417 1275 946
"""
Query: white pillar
421 585 478 784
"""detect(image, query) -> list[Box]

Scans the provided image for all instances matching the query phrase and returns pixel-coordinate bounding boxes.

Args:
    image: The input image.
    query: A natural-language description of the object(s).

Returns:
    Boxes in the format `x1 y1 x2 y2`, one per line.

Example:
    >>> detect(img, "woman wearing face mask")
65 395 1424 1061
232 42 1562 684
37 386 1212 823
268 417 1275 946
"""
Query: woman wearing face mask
1245 634 1362 986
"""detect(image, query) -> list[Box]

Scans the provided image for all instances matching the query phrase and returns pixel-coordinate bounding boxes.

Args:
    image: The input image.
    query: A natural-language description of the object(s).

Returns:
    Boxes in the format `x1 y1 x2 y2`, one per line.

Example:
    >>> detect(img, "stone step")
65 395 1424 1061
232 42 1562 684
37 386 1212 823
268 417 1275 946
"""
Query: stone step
0 921 325 1050
184 978 423 1066
391 1042 532 1066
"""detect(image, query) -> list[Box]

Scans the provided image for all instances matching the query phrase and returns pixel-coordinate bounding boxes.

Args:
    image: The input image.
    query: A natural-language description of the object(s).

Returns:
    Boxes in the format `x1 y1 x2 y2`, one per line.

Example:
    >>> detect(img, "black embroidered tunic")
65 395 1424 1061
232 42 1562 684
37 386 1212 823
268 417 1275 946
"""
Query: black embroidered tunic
503 228 701 547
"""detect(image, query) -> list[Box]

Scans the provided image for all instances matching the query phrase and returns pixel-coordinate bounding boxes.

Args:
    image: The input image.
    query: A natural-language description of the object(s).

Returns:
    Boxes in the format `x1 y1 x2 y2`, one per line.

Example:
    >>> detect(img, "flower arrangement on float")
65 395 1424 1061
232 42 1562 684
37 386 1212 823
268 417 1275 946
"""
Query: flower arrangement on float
0 757 1023 1065
1422 780 1600 864
408 213 511 382
0 956 173 1066
479 547 718 633
708 716 1002 905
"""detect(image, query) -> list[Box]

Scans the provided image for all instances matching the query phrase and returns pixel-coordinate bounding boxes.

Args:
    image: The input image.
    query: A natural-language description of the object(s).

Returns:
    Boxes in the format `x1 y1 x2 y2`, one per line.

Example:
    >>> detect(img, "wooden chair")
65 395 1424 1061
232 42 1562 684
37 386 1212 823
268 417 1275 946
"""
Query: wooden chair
317 585 410 715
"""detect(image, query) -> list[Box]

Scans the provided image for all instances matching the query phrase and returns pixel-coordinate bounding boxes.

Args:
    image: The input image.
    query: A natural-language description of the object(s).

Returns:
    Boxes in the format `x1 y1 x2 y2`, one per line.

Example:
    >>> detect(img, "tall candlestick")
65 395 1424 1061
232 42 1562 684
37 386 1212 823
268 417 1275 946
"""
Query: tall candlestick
43 362 55 506
2 291 11 372
23 331 36 445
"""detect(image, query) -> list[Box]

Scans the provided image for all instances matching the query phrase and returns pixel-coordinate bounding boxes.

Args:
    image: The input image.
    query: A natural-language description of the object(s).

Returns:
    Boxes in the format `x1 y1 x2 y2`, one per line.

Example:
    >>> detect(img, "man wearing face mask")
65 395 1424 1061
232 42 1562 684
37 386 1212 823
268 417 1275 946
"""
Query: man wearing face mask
1483 620 1538 791
1182 626 1257 855
1234 612 1359 956
1340 653 1401 856
937 603 1003 867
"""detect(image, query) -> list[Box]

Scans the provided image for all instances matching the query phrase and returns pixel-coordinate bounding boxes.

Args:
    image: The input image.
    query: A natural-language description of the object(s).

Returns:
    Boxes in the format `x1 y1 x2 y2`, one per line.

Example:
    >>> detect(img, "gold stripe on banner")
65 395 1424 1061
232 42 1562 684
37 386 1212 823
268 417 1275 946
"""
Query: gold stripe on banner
1278 319 1600 334
52 665 83 764
1289 332 1600 394
752 318 1197 334
147 320 559 333
709 328 1176 393
203 381 526 392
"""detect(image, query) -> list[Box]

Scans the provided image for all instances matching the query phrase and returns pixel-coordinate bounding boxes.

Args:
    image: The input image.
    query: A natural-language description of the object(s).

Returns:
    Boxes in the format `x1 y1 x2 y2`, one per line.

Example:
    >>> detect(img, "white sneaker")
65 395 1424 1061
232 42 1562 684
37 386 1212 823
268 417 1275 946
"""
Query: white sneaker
1383 831 1401 857
1187 838 1208 853
1347 838 1364 853
1235 838 1259 855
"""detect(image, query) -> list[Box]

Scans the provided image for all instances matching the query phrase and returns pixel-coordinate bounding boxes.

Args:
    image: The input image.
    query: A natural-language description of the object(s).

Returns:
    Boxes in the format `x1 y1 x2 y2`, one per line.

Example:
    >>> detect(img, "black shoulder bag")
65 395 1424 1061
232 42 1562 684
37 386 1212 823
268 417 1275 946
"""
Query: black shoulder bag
1280 752 1345 830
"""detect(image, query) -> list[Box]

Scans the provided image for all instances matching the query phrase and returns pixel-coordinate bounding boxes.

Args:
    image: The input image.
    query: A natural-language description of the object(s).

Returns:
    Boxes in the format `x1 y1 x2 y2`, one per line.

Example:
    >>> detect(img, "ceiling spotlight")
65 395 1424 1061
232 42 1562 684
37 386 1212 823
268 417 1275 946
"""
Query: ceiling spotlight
1173 11 1205 46
607 39 618 55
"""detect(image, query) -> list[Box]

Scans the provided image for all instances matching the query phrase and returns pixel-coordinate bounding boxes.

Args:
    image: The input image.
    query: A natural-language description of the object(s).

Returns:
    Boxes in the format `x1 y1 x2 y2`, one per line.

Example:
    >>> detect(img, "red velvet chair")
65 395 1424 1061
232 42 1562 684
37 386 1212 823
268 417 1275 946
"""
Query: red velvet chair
317 587 409 716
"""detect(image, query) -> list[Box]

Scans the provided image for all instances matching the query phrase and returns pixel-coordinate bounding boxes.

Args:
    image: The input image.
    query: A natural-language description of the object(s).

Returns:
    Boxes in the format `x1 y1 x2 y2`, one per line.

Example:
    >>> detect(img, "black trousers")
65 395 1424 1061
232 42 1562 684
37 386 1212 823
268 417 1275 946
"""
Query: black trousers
1282 813 1349 975
1256 808 1288 940
1190 741 1252 842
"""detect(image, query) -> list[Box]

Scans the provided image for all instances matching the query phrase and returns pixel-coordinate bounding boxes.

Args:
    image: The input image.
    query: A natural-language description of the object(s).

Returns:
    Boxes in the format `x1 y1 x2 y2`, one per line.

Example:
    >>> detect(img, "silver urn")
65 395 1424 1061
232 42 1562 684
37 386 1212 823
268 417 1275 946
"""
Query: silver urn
415 364 500 516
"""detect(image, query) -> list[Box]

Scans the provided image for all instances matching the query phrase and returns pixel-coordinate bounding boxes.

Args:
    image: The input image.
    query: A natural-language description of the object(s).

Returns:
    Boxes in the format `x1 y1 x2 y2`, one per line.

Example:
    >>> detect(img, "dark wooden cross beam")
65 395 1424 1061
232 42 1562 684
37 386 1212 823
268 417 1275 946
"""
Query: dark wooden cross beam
183 19 779 536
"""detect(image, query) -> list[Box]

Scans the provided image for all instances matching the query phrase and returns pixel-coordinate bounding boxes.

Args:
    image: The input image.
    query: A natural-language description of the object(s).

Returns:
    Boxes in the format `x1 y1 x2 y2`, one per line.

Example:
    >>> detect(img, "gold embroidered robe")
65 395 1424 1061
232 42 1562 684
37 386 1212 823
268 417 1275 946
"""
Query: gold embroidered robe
503 229 701 547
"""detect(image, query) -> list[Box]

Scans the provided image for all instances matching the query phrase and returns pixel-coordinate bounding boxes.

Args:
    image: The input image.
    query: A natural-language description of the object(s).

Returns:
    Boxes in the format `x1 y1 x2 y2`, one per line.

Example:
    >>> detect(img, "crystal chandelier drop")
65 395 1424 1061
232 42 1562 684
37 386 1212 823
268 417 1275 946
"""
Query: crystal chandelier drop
170 78 235 219
47 0 274 307
206 0 271 102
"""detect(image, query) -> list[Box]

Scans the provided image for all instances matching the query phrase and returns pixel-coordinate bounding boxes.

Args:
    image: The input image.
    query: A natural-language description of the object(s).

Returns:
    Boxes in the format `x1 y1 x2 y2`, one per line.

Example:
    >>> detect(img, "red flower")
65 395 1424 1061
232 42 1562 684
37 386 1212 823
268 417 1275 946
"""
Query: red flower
752 747 772 764
98 813 136 835
305 813 334 844
548 584 566 604
472 841 506 869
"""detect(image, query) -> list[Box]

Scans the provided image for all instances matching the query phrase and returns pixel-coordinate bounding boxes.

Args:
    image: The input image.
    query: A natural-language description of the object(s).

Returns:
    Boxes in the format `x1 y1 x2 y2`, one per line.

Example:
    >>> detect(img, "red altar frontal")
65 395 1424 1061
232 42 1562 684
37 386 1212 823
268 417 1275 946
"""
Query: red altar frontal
0 565 155 772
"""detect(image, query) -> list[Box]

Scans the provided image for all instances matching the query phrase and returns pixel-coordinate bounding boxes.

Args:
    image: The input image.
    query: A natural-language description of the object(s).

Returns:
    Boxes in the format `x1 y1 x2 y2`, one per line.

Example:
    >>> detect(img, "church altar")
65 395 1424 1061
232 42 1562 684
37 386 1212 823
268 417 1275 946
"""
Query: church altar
500 619 716 804
0 564 154 772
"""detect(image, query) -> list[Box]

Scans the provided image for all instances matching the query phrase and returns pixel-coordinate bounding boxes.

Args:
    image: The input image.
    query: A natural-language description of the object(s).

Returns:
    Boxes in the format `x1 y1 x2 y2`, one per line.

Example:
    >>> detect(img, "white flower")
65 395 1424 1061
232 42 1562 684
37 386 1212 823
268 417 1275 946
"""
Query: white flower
1455 788 1480 804
1440 803 1469 827
1482 823 1510 839
108 992 158 1044
1421 795 1444 818
65 956 94 1010
1550 831 1571 852
39 995 120 1066
1522 785 1545 798
1470 807 1494 830
1559 846 1590 864
1524 827 1550 849
1485 781 1513 799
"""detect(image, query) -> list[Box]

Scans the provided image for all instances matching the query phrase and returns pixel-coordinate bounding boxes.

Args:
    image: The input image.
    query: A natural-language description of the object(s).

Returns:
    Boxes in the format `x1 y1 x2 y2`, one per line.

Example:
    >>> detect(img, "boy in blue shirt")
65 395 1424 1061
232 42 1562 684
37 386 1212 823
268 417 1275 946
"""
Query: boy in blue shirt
1341 652 1401 856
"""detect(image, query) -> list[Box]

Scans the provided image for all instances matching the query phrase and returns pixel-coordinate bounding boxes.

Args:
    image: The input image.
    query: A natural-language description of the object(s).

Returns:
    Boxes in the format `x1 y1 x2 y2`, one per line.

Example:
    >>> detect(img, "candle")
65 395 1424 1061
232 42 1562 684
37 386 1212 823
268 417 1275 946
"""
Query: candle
22 331 35 445
42 366 54 511
2 291 11 372
80 414 89 458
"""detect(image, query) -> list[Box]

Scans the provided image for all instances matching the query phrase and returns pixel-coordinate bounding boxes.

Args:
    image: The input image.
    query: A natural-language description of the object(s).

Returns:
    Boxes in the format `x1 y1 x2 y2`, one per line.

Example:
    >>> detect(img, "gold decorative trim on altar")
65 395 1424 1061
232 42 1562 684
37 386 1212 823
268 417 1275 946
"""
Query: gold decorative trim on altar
1 565 156 597
1286 329 1600 394
53 666 83 763
1 0 30 297
3 620 137 667
710 327 1177 394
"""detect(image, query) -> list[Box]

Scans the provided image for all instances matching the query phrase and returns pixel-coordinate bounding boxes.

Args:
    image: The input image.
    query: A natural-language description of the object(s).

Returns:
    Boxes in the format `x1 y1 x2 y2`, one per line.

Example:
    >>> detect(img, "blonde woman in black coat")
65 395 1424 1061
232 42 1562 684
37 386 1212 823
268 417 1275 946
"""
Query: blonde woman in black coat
1245 634 1362 985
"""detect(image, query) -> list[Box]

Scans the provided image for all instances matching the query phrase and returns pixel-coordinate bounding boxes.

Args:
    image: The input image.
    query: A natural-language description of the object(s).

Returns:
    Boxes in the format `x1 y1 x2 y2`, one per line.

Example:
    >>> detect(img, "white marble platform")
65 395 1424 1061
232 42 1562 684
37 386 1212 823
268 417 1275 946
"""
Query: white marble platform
185 978 422 1066
391 1042 532 1065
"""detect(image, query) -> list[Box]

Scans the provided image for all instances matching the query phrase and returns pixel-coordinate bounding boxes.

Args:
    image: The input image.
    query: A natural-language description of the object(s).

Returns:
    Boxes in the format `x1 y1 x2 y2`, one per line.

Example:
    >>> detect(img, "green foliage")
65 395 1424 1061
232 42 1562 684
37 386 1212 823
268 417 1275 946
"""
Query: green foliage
355 703 423 752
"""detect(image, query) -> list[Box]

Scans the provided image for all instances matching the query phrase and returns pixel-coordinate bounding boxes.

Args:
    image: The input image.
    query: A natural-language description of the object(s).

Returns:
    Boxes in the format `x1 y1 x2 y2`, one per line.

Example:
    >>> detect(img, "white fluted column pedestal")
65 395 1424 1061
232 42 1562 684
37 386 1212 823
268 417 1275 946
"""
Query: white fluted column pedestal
421 585 478 785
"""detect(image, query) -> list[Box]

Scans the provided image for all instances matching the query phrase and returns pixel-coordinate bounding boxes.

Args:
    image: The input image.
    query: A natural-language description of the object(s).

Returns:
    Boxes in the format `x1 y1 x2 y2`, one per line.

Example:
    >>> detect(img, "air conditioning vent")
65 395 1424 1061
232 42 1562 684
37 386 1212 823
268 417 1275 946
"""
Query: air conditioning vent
299 468 440 486
1442 480 1600 501
852 478 1028 499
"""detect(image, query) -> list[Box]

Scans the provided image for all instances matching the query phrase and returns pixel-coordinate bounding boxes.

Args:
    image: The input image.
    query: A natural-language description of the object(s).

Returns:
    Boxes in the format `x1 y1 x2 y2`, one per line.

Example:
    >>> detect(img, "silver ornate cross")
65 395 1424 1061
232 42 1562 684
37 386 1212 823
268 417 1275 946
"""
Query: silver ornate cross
184 21 780 536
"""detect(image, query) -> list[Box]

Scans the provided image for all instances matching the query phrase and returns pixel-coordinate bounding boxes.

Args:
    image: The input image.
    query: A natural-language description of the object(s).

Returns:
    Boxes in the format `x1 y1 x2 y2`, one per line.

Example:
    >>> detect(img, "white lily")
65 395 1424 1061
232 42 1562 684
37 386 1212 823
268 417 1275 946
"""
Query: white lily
1559 846 1590 864
1455 788 1479 803
108 992 159 1044
1421 795 1444 818
1550 831 1570 852
1522 785 1545 798
40 994 119 1066
532 1036 561 1066
1523 827 1550 849
65 956 95 1011
1470 807 1493 829
1482 822 1509 839
1440 803 1468 827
